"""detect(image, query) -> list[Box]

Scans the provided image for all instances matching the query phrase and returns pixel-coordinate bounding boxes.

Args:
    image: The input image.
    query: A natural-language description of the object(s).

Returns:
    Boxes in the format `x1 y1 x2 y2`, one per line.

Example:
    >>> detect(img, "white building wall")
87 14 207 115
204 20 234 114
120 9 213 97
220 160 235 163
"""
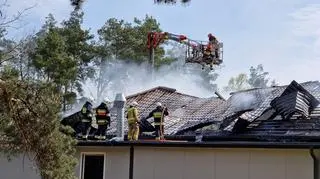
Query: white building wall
0 154 40 179
133 147 313 179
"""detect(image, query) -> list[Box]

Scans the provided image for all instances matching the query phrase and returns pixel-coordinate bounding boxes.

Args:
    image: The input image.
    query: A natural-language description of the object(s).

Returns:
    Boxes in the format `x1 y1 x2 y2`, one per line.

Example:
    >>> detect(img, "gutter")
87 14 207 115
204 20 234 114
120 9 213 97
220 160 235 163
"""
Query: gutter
78 140 320 149
129 145 134 179
104 133 320 142
310 148 319 179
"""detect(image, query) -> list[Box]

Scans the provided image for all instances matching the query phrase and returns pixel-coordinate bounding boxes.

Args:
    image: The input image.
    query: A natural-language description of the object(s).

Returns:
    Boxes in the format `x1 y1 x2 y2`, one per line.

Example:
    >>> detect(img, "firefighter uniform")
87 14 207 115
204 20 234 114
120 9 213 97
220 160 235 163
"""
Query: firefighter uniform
80 101 93 139
145 102 169 140
207 33 219 58
126 102 140 141
94 102 111 140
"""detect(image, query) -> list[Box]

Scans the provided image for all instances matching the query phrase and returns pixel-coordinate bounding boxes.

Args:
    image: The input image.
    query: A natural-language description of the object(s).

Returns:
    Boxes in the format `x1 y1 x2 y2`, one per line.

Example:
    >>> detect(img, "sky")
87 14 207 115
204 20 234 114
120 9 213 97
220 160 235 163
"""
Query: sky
4 0 320 91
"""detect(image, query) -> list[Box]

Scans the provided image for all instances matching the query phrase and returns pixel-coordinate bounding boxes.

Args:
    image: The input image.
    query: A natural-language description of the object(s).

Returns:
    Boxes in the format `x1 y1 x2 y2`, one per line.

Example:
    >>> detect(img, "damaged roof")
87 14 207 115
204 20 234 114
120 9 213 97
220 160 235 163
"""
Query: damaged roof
61 86 228 135
186 80 320 140
113 86 228 135
62 80 320 143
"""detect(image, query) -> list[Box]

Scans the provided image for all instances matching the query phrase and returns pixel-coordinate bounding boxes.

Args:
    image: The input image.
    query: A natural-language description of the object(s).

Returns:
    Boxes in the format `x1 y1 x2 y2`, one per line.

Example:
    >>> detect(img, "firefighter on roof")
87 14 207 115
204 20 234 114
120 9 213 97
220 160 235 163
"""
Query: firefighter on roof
79 97 94 139
126 101 140 141
145 102 169 140
94 97 111 140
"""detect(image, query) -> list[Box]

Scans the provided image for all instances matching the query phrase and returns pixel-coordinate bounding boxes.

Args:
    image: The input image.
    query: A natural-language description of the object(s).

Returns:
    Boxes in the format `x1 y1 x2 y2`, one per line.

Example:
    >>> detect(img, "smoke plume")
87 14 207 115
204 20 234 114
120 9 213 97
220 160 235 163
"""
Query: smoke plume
83 58 220 103
229 92 258 112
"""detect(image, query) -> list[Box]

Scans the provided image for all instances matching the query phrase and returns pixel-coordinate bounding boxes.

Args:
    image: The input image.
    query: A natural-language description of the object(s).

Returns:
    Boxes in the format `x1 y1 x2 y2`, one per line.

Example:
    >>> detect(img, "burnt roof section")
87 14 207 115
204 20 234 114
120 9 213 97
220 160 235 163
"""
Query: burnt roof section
270 80 319 120
214 81 320 133
213 81 320 138
271 91 316 120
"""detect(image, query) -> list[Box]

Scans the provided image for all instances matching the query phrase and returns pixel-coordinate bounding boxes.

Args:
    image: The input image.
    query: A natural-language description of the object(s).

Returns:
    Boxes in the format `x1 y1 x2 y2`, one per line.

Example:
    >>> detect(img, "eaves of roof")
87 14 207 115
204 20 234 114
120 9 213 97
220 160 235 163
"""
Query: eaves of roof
77 140 320 149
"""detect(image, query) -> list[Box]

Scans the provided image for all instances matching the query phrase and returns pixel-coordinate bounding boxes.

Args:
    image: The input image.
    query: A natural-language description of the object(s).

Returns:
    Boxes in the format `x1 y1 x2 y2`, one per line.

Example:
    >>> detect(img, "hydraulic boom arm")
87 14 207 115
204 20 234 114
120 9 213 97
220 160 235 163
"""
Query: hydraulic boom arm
147 32 199 49
147 31 224 70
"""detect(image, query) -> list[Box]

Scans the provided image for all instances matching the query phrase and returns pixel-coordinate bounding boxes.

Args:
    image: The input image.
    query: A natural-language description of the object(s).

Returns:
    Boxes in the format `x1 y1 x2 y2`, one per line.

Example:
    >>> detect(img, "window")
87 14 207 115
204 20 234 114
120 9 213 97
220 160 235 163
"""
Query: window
80 153 106 179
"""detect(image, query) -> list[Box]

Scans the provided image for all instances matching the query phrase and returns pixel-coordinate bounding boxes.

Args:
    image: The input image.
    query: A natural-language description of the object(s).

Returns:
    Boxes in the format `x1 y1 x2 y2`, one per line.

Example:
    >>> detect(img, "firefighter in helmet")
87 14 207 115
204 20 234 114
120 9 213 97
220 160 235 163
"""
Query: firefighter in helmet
79 97 94 139
126 101 140 141
206 33 219 59
94 97 111 140
145 102 169 140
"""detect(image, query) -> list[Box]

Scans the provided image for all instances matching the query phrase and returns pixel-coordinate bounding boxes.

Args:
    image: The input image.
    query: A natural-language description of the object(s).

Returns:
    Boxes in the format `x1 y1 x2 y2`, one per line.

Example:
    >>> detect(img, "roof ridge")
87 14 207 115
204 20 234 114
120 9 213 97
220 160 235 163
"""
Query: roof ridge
126 86 202 99
271 80 320 88
126 86 177 99
229 87 272 95
229 80 320 95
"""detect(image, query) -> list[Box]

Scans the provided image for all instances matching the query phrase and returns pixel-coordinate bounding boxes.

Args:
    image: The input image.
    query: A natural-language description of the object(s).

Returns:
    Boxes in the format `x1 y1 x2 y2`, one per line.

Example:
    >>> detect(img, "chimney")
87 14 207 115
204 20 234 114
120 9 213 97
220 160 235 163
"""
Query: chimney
110 93 126 141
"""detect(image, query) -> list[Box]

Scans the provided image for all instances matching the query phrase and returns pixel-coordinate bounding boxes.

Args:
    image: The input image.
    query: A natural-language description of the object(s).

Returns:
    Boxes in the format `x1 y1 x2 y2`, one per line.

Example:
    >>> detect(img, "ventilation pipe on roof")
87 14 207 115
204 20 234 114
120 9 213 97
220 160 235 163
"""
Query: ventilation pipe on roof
214 91 226 101
110 93 126 141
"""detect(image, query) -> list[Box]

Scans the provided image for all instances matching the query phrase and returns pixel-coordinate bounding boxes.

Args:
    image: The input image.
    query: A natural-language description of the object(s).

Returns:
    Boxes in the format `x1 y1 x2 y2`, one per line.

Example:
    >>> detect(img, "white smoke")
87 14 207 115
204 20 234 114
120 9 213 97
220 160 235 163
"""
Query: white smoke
229 92 258 112
83 58 220 103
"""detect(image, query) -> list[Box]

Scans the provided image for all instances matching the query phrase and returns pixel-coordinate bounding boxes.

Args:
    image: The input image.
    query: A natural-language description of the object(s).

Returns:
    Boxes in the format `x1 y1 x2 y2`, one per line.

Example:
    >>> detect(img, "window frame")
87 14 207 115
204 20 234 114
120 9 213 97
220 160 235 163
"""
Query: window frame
79 152 107 179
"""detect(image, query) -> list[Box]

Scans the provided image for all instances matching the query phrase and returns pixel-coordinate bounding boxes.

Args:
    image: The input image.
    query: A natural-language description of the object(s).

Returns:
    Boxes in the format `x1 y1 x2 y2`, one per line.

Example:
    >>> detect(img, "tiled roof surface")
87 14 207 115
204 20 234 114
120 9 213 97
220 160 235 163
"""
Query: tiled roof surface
120 86 227 135
62 80 320 141
62 86 227 135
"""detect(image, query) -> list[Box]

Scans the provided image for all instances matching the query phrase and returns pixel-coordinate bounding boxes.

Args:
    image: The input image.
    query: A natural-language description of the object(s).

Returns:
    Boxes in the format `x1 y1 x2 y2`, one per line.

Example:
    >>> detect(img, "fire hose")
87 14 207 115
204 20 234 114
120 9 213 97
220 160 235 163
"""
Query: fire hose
159 105 166 140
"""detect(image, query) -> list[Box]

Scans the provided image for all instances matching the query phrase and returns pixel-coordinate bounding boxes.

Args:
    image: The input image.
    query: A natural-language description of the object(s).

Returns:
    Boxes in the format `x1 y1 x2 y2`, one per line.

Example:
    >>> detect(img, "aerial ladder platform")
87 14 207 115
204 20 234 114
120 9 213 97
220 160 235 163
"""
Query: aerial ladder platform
147 31 224 70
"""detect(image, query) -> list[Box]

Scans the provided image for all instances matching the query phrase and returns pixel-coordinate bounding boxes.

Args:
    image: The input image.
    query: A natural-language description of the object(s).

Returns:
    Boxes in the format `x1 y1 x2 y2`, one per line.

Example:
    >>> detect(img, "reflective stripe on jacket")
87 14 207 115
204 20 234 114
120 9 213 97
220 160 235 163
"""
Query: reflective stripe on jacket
95 103 111 125
96 119 108 125
81 102 93 120
96 109 108 124
153 112 162 118
146 106 169 126
97 109 107 116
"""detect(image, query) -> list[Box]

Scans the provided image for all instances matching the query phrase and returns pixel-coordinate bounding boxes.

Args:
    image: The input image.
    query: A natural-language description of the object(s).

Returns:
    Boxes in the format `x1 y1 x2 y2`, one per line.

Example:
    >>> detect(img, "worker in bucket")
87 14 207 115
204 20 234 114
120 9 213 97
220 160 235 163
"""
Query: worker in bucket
126 101 140 141
94 97 111 140
145 102 169 140
79 97 94 140
207 33 219 59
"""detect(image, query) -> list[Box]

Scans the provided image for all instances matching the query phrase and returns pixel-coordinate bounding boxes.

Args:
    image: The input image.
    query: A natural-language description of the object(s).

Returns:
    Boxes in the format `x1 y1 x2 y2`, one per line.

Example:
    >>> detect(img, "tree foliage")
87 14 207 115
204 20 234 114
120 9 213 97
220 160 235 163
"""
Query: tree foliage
70 0 85 10
93 15 178 98
248 64 270 88
31 11 95 111
0 79 77 179
32 21 74 84
60 10 95 82
224 64 278 93
154 0 191 5
0 5 78 179
224 73 250 92
97 15 167 64
69 0 191 10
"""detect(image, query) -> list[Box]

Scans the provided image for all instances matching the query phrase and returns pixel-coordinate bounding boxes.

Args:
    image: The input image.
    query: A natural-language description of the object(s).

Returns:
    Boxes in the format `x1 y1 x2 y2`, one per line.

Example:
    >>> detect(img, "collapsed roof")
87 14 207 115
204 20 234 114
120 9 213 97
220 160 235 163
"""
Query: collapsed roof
61 80 320 142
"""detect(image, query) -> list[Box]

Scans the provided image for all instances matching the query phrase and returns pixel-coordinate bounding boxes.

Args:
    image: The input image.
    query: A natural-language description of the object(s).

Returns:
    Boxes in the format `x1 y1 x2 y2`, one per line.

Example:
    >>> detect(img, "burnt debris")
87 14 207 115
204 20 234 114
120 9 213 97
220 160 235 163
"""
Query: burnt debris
271 80 319 120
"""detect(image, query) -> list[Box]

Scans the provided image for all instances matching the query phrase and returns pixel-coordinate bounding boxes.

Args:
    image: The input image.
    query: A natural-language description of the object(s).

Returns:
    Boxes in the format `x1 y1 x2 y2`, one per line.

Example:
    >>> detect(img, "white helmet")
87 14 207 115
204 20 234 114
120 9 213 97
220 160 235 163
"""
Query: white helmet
156 102 162 107
88 96 94 103
103 97 110 104
131 101 138 106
